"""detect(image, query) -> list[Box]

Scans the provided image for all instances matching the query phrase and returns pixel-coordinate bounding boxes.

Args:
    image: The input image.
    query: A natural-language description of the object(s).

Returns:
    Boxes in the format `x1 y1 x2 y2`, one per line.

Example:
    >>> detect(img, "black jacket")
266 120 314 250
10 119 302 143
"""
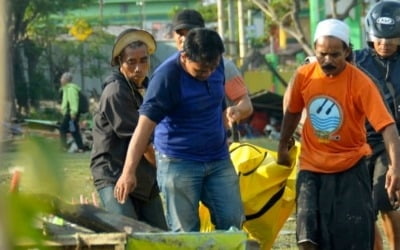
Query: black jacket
354 48 400 145
90 70 157 200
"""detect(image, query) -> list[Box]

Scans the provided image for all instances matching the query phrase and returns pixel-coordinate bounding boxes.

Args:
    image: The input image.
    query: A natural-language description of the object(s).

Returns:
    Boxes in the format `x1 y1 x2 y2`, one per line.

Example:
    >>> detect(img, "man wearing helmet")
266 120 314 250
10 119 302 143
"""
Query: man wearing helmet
354 1 400 249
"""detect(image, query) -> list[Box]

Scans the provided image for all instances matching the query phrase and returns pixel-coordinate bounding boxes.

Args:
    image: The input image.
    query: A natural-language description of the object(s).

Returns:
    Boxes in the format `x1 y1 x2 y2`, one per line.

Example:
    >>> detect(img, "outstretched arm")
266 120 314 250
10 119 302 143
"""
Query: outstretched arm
225 94 253 127
224 59 253 125
277 111 302 166
381 123 400 209
114 115 157 204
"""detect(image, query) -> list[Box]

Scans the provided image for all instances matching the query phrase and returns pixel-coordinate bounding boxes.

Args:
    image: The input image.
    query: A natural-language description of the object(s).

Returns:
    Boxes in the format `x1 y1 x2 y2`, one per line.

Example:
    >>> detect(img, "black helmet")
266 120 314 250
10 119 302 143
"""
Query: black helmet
365 0 400 42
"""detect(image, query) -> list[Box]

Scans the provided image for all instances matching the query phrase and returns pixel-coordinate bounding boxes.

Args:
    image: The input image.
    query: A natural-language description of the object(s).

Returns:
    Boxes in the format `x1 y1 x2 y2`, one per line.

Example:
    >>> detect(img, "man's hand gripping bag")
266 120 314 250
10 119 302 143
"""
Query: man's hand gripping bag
200 142 299 250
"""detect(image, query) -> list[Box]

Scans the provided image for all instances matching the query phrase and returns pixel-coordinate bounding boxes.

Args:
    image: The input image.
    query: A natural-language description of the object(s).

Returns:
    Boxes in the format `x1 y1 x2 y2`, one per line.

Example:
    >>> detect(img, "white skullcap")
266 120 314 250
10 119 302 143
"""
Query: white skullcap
313 19 350 46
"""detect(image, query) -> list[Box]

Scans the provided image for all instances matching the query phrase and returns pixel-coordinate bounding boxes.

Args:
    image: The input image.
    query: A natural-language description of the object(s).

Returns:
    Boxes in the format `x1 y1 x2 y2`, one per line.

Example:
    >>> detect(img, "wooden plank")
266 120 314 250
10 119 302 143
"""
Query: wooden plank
16 233 126 250
25 194 163 234
43 221 94 236
47 233 127 246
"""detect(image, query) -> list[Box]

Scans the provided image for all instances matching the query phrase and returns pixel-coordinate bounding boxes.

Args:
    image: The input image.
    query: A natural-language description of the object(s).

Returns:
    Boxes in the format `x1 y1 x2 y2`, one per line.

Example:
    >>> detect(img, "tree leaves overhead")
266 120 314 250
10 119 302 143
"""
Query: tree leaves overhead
249 0 361 56
10 0 95 42
8 0 97 113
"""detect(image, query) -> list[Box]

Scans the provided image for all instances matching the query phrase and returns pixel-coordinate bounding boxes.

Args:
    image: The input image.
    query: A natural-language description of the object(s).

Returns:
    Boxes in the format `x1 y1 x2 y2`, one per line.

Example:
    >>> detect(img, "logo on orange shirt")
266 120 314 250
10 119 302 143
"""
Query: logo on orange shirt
308 96 342 141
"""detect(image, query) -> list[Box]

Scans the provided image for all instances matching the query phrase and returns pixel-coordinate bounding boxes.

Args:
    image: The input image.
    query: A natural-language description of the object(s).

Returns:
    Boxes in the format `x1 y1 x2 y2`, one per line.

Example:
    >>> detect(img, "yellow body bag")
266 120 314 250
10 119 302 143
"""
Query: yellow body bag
200 142 299 250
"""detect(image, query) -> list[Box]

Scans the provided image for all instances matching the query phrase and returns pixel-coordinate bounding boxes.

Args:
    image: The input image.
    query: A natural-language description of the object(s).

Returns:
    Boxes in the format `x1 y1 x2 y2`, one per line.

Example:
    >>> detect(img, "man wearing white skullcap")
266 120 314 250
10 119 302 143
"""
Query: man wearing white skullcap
278 18 400 250
314 19 350 46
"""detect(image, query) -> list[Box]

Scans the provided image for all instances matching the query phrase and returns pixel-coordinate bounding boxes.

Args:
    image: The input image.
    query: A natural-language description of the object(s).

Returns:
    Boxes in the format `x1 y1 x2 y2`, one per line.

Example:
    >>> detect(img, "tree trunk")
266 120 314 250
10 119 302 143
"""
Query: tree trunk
24 39 44 108
13 46 29 114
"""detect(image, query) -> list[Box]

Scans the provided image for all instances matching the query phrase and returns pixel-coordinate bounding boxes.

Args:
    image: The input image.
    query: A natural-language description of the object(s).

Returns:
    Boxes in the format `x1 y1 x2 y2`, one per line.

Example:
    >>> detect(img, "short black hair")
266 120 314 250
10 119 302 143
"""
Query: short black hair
183 28 224 63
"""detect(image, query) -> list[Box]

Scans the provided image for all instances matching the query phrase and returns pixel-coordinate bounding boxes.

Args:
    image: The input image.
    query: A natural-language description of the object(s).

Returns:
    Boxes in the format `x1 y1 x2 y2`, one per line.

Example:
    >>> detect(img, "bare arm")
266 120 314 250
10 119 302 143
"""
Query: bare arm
223 59 253 125
225 94 253 127
277 111 302 166
235 94 253 120
144 143 156 167
114 115 157 204
381 123 400 208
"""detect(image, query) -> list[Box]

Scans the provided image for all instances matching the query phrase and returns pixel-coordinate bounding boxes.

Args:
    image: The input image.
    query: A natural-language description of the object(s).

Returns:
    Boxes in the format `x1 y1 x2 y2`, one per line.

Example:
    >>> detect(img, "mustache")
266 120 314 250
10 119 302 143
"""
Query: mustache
322 64 336 71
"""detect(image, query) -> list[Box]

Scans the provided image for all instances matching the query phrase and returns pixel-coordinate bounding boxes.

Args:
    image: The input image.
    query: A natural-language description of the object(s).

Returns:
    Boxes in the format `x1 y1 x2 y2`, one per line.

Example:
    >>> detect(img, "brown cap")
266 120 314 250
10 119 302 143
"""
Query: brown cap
111 28 156 66
173 9 205 31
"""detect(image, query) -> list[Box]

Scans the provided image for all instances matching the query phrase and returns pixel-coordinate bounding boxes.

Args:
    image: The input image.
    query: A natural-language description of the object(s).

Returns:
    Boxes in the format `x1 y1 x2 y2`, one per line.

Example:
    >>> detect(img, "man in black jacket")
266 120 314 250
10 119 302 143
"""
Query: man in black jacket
90 28 167 230
354 1 400 249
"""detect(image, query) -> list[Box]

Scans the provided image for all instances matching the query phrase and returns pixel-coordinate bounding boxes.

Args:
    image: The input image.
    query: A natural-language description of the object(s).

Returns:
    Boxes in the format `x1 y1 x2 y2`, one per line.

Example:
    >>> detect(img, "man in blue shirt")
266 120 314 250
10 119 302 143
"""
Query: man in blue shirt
114 28 244 232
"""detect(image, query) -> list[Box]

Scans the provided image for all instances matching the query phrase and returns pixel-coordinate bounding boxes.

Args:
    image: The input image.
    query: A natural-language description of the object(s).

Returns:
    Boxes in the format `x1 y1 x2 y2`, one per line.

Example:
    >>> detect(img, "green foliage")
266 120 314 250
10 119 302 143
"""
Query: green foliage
9 0 98 114
169 6 182 20
84 29 114 81
197 4 217 22
4 194 47 247
249 36 269 48
268 0 293 17
28 107 62 121
16 136 65 196
26 15 66 46
1 136 67 248
168 4 217 23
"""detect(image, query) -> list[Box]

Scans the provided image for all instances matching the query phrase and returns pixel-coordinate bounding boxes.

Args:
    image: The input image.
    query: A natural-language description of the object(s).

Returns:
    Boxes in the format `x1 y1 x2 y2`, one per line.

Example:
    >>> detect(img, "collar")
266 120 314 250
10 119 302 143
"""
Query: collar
370 47 400 62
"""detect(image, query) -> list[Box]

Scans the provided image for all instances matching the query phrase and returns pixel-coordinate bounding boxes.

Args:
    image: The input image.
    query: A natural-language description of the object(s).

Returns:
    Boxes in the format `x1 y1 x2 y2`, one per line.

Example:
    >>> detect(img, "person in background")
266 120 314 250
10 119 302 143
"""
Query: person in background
59 72 86 153
354 1 400 249
90 28 167 230
278 19 400 250
172 9 253 127
115 28 244 232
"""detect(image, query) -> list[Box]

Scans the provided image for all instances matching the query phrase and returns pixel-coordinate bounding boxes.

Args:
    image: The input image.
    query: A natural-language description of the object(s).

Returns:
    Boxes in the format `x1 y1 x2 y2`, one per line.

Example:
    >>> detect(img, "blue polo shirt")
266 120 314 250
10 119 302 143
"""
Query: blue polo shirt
139 52 228 162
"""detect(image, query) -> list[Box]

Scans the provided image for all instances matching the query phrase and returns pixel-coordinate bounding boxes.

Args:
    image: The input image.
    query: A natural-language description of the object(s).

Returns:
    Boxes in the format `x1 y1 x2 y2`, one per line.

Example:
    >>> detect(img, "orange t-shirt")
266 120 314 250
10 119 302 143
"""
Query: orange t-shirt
286 62 394 173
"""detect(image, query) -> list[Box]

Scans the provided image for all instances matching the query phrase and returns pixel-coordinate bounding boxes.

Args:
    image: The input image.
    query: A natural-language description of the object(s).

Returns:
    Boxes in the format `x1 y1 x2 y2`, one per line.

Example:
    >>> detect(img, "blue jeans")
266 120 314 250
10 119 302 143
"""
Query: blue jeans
156 152 244 232
97 185 168 230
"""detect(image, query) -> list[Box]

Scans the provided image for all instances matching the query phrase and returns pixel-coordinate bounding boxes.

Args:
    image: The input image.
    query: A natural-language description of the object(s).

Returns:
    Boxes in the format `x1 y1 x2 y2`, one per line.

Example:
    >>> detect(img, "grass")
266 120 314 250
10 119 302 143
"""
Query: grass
1 135 298 248
0 135 387 249
0 136 281 200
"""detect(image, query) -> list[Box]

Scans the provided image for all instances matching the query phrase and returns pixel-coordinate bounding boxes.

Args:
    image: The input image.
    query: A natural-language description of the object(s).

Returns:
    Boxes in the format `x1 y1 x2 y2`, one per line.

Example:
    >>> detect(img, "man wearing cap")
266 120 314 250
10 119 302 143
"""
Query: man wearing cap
90 28 167 230
116 28 244 232
172 9 253 128
278 19 400 250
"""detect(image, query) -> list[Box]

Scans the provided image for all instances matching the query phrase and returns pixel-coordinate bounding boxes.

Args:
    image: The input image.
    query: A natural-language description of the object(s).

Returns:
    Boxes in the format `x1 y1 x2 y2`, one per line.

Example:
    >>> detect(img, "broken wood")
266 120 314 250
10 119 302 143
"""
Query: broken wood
24 193 163 235
16 232 127 250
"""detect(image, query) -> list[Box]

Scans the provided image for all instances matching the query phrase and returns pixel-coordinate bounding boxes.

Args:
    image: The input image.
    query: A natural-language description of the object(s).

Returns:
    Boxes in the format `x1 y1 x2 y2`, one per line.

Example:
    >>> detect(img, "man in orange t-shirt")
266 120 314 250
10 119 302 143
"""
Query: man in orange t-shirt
278 19 400 250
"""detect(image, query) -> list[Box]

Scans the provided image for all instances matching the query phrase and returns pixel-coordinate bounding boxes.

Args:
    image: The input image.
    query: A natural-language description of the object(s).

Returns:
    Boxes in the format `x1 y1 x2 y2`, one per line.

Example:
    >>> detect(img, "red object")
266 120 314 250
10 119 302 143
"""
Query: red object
249 111 269 135
9 170 21 193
